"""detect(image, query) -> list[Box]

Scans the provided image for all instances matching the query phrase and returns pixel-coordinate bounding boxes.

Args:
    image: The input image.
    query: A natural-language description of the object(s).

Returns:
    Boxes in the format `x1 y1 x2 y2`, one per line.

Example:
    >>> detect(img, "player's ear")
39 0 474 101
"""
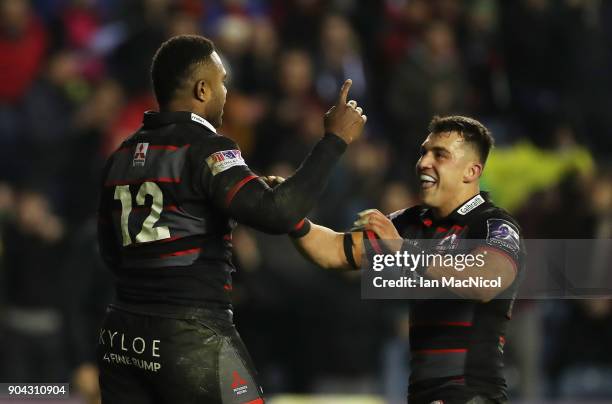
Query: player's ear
464 161 483 183
194 79 209 103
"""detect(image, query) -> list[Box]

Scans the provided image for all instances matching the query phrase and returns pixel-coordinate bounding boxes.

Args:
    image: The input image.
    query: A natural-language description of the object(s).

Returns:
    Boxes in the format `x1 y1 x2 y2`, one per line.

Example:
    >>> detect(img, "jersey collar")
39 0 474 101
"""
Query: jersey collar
142 111 217 133
420 191 491 226
448 191 491 220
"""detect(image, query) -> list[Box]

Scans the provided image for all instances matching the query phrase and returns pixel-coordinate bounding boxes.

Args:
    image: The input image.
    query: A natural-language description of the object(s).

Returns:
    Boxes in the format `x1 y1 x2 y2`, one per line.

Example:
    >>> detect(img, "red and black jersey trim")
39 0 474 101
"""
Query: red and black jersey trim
225 175 259 207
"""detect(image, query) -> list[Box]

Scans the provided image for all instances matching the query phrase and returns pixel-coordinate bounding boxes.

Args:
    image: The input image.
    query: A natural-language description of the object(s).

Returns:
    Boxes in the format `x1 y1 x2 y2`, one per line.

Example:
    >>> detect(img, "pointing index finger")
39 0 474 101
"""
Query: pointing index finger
337 79 352 106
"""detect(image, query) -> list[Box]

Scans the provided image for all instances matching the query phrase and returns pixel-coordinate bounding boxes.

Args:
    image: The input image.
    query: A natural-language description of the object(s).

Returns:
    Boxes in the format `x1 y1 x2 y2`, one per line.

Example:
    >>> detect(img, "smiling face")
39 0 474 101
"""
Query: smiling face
416 131 483 216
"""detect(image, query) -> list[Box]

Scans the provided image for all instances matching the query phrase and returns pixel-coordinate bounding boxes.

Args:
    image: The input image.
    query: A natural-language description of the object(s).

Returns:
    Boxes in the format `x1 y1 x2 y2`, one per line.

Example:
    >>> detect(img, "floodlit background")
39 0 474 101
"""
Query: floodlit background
0 0 611 403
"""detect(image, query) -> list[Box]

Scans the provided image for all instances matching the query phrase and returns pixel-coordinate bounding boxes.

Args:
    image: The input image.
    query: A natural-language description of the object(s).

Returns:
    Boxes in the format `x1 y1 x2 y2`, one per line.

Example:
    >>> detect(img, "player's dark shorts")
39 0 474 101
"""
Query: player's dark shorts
96 303 264 404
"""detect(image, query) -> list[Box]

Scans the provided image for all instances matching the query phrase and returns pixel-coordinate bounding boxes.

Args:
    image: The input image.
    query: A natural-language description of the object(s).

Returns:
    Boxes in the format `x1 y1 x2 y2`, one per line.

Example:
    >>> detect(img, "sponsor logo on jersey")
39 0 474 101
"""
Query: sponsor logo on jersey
436 233 459 251
133 143 149 167
206 149 246 175
486 218 520 252
190 113 217 133
231 371 248 396
457 194 485 215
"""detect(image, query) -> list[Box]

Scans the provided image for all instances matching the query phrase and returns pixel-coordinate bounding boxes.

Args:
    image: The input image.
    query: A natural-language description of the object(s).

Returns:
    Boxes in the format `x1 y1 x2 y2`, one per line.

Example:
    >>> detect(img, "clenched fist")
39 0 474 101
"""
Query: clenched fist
324 79 367 144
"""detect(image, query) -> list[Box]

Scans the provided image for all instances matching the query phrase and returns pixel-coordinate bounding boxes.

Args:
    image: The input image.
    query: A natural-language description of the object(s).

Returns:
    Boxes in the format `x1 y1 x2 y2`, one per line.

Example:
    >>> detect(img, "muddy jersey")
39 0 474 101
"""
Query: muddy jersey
389 192 525 402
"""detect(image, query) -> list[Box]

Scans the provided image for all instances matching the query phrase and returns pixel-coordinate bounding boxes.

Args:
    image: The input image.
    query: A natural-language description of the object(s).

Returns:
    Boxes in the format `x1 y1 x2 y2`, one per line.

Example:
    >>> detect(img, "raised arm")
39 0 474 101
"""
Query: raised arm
199 80 367 234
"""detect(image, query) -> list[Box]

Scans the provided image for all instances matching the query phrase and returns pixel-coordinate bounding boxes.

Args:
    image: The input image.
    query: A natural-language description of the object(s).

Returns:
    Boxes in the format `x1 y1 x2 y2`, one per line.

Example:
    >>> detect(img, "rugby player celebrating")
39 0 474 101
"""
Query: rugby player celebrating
288 116 523 404
96 35 366 403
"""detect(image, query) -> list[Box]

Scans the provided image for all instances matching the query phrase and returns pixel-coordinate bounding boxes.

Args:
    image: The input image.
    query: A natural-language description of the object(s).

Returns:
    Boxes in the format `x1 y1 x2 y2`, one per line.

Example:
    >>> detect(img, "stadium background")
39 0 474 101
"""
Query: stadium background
0 0 611 403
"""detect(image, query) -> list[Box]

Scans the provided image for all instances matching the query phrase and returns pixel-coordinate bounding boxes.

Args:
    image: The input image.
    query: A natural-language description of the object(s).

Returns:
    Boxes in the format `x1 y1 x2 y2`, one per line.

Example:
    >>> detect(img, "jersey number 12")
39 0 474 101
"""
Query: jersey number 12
114 182 171 246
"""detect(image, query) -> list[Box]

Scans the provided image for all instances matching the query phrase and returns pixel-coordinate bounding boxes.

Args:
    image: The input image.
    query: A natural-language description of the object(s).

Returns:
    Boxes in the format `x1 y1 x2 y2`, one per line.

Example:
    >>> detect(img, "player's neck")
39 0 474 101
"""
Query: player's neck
161 99 205 117
433 187 480 219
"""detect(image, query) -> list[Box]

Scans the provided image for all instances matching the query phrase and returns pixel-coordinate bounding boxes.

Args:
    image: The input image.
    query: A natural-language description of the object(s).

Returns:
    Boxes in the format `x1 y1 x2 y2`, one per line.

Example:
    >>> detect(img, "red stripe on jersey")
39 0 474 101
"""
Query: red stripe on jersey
243 399 264 404
223 234 232 241
365 230 383 254
450 224 465 233
105 177 181 186
159 247 201 258
119 204 179 214
411 321 472 328
435 226 448 233
223 284 233 291
413 348 468 354
147 144 191 151
225 175 259 207
117 144 190 152
422 218 433 227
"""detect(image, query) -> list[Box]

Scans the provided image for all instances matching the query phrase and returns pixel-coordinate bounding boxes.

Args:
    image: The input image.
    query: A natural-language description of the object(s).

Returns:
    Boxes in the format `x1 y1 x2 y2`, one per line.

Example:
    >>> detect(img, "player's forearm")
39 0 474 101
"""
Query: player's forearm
229 134 347 234
292 223 352 270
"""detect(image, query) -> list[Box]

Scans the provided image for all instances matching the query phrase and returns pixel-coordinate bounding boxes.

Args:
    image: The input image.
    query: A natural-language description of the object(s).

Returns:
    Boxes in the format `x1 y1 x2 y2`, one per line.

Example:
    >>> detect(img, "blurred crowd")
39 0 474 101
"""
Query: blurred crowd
0 0 611 402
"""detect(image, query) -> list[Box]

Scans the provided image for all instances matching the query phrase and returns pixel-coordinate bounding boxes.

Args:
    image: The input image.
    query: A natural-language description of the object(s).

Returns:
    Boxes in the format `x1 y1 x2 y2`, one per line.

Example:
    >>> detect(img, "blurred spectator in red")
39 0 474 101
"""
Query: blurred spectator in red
0 0 47 103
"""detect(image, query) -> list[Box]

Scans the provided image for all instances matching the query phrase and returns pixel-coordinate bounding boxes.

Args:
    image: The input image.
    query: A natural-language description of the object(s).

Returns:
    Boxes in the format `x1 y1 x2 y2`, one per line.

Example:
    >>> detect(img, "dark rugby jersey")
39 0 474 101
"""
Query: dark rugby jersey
389 192 524 402
98 111 265 307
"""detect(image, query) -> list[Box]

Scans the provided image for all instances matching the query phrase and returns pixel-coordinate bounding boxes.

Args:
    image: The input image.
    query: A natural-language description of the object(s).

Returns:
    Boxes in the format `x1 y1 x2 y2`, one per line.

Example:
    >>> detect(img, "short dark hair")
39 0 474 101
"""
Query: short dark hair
428 115 494 164
151 35 215 107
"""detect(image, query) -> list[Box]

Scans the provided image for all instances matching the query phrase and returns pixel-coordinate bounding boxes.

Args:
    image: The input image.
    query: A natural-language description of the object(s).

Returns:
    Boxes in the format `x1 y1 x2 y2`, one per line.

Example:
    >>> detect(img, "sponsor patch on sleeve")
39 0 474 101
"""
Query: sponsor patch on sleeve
486 218 520 252
205 150 246 175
